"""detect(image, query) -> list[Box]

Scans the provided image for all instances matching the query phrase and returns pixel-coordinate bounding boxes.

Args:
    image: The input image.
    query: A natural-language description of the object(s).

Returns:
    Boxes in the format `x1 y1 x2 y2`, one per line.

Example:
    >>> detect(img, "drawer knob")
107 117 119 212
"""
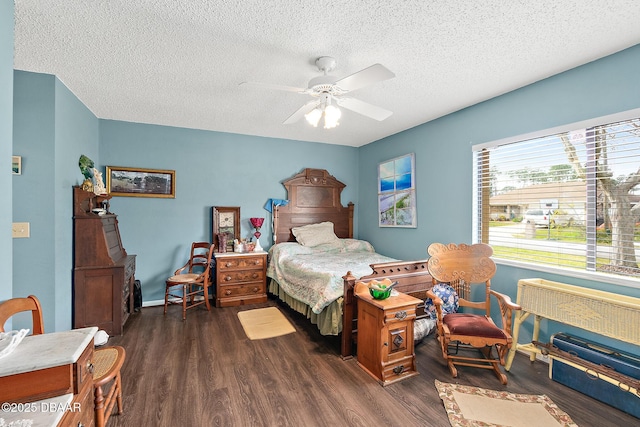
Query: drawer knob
393 365 405 375
225 290 232 295
251 273 258 279
225 262 233 268
87 362 94 374
224 275 232 282
252 287 258 293
395 310 407 320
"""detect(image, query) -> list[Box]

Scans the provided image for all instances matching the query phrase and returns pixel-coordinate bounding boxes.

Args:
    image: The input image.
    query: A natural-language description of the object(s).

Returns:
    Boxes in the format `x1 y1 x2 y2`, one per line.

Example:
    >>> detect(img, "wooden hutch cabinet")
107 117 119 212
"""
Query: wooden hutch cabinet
73 186 136 335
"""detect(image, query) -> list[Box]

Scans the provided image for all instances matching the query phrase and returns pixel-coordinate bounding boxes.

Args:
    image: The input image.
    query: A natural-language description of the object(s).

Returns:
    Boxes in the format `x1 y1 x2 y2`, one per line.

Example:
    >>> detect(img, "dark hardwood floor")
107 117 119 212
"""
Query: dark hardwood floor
105 298 637 426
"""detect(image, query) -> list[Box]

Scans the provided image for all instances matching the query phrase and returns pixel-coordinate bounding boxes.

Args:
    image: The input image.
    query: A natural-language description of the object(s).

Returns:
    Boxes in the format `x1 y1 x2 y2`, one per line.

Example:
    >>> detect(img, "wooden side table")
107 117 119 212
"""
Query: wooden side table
215 251 267 307
354 282 421 386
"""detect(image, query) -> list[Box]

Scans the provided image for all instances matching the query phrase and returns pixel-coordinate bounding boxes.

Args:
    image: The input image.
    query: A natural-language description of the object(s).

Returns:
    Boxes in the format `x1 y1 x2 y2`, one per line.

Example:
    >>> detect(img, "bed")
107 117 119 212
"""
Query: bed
267 168 432 358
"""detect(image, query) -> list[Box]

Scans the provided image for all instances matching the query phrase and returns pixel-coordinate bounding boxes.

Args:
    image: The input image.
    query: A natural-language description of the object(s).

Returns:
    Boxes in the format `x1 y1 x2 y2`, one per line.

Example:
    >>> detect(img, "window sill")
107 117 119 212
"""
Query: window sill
494 257 640 290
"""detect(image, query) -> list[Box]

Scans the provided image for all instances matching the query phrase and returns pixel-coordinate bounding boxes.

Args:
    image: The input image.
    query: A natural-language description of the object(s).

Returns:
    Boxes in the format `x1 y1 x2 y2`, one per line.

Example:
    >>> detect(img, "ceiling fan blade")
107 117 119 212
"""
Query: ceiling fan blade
336 97 393 121
334 64 395 92
239 81 308 93
283 100 321 124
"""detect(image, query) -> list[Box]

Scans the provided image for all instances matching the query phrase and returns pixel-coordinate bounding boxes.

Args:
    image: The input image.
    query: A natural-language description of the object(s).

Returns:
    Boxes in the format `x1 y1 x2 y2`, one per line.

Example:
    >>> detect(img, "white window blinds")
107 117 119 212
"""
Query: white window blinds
473 110 640 280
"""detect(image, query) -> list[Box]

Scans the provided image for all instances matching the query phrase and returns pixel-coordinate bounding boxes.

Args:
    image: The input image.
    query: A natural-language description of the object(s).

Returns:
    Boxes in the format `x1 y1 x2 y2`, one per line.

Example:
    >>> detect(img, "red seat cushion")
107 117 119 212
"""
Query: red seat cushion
443 313 507 339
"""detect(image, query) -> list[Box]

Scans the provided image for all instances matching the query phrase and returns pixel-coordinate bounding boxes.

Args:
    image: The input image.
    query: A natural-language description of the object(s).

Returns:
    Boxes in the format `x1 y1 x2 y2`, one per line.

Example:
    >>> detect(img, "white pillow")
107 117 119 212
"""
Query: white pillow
291 221 339 247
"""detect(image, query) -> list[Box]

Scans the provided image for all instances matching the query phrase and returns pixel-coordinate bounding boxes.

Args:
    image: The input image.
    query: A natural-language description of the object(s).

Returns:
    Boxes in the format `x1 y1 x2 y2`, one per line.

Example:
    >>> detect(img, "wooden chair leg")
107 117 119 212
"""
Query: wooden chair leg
163 290 168 315
115 372 123 414
94 385 105 427
182 284 187 320
203 284 211 311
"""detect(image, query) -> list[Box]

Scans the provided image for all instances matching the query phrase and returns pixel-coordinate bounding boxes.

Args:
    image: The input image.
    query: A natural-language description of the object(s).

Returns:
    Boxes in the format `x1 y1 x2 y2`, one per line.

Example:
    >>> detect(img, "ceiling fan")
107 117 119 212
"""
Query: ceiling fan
241 56 395 128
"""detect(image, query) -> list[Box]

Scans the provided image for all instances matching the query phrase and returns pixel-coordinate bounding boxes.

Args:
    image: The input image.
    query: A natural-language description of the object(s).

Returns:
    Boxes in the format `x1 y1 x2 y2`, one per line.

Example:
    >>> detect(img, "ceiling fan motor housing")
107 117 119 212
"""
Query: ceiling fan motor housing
307 56 346 95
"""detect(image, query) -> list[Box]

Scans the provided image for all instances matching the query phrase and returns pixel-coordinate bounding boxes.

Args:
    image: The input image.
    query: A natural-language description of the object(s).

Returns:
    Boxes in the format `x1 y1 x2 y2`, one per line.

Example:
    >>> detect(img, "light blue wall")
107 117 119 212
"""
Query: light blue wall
12 71 99 332
53 79 100 330
358 44 640 354
1 1 14 309
13 72 56 331
99 121 359 302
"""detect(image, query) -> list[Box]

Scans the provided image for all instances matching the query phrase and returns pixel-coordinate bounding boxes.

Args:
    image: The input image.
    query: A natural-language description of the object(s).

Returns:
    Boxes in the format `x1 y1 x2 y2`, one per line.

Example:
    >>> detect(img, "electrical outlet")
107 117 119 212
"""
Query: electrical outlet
12 222 30 238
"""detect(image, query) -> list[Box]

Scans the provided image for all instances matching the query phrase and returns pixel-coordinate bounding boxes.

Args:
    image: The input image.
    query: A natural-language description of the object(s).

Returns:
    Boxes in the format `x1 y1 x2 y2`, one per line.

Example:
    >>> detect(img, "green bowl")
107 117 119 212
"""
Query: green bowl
369 287 391 300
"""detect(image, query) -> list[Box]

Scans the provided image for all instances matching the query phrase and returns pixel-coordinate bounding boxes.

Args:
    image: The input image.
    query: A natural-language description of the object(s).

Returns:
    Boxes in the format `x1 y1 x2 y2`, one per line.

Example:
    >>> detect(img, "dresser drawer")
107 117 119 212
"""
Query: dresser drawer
381 355 417 383
74 342 94 394
218 269 265 285
216 283 267 307
384 306 416 325
0 338 94 404
219 282 266 298
217 255 265 271
59 379 94 427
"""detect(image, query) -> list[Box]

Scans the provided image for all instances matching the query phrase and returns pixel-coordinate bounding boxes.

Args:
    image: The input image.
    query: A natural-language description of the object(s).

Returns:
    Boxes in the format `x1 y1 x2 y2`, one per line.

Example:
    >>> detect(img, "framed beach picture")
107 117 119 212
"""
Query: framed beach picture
12 156 21 175
378 153 416 227
106 166 175 198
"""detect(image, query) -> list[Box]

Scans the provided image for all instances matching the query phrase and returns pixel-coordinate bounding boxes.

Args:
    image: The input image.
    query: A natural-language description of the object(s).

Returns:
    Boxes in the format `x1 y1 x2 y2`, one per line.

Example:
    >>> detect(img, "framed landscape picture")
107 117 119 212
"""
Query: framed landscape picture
106 166 175 198
378 153 417 227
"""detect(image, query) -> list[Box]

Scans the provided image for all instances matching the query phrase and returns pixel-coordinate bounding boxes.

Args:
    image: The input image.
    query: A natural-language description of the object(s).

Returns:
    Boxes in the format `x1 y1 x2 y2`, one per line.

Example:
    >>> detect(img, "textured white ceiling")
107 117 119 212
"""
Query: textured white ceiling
13 1 640 147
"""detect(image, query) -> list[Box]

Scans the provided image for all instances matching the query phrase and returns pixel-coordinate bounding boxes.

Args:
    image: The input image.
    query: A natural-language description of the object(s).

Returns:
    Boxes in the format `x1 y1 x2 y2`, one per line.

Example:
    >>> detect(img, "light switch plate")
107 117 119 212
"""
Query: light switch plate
12 222 30 238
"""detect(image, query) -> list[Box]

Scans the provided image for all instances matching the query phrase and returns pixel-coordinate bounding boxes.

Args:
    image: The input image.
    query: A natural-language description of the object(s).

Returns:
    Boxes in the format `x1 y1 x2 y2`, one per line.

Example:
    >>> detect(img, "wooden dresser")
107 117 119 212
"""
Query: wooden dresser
73 186 136 336
0 327 97 426
214 252 267 307
354 282 421 386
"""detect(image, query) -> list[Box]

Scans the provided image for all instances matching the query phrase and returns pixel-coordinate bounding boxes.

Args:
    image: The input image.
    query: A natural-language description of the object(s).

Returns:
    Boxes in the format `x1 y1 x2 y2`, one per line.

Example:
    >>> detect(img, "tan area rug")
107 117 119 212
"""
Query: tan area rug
435 380 578 427
237 307 296 340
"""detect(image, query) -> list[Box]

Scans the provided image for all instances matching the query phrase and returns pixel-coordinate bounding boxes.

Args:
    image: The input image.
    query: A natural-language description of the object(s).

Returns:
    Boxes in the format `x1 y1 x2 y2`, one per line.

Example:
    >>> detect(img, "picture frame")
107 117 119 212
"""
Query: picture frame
12 156 21 175
106 166 175 198
378 153 417 228
212 206 241 252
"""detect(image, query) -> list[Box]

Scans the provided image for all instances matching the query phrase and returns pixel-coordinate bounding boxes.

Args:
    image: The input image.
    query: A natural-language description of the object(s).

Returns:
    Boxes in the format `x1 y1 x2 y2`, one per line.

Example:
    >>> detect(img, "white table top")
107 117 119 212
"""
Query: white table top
0 327 97 377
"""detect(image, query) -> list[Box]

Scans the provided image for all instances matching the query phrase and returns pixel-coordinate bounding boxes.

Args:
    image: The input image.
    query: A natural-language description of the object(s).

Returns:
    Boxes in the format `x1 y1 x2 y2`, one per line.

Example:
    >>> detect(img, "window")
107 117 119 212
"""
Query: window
473 109 640 281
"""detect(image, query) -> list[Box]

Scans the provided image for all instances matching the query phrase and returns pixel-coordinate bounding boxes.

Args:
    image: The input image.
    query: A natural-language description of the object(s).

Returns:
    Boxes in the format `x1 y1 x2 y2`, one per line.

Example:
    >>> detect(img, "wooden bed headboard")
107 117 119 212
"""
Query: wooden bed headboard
273 168 354 244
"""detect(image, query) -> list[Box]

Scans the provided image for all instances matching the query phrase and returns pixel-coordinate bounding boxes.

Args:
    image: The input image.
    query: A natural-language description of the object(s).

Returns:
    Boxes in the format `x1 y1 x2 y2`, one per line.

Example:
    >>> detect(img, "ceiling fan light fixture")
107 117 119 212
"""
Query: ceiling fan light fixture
323 104 341 129
305 107 322 127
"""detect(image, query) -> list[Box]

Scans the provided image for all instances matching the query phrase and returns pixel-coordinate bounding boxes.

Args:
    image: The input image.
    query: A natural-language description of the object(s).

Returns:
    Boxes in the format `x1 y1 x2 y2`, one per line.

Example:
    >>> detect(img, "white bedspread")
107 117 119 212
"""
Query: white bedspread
267 239 396 314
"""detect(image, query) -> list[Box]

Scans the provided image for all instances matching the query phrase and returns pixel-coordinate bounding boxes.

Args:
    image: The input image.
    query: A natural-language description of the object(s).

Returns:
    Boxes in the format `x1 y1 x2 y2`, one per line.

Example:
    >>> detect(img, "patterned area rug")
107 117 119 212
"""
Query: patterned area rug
237 307 296 340
435 380 578 427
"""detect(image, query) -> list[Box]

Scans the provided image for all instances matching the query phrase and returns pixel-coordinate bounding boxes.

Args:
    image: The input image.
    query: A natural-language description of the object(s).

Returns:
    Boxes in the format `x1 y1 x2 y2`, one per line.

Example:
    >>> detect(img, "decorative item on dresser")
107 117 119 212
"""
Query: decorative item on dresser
212 206 241 253
215 252 267 307
73 186 137 336
250 217 265 252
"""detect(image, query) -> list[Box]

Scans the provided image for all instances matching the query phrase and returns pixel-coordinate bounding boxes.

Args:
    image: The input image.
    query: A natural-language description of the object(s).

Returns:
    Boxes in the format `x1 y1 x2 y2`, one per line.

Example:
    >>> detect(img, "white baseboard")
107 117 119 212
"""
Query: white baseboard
142 297 208 307
143 299 170 307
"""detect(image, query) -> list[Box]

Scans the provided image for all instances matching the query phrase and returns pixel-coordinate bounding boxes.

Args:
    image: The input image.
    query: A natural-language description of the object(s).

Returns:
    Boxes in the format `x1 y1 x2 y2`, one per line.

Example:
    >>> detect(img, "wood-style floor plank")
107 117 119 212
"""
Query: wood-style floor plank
105 298 637 426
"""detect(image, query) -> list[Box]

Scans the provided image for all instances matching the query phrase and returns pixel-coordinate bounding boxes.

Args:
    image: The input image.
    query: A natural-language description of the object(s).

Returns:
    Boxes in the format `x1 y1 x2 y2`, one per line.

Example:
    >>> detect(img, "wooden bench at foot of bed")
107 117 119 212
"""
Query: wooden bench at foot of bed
342 259 433 359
